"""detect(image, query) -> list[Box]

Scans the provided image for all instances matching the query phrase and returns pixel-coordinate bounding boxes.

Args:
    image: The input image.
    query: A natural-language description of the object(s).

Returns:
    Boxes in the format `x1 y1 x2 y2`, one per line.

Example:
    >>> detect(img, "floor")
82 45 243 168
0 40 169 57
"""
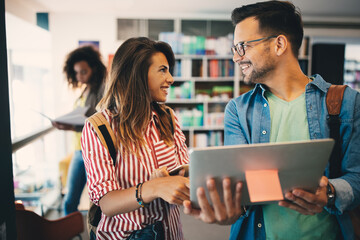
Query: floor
46 188 231 240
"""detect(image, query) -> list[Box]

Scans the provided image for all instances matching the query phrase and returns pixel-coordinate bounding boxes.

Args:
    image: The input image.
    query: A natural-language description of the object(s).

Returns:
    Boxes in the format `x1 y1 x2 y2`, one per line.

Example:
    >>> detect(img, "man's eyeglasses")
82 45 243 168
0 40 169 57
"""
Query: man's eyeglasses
231 36 277 57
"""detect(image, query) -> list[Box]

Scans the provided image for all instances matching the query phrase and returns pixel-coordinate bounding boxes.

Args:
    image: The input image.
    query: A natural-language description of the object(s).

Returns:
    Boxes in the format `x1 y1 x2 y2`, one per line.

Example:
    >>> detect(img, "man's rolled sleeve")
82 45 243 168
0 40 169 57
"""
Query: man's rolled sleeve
328 178 354 214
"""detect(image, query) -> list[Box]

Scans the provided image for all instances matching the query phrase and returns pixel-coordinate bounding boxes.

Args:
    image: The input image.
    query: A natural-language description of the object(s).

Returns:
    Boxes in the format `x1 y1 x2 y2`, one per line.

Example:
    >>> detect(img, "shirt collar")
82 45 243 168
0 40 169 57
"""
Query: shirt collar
308 74 331 93
146 111 159 136
250 74 330 96
250 83 267 97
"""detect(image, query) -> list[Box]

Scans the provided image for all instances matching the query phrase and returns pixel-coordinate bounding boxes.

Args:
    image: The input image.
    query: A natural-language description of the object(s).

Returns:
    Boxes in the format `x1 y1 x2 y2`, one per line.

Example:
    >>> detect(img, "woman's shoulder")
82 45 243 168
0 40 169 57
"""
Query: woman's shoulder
85 109 113 128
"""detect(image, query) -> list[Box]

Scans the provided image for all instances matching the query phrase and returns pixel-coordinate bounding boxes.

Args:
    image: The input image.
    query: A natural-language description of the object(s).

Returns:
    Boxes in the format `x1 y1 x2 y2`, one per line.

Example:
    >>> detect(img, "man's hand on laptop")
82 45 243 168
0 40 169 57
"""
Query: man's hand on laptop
278 176 328 215
183 177 244 225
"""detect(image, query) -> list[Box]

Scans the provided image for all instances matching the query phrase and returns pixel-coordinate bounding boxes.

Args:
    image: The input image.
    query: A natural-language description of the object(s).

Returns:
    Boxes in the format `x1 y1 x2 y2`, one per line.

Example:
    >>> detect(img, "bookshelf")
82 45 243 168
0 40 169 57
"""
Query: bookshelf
167 54 240 148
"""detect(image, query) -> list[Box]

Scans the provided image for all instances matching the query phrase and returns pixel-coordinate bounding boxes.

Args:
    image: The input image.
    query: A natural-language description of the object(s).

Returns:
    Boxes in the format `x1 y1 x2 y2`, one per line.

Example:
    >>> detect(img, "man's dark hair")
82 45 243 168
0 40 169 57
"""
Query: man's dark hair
231 1 304 57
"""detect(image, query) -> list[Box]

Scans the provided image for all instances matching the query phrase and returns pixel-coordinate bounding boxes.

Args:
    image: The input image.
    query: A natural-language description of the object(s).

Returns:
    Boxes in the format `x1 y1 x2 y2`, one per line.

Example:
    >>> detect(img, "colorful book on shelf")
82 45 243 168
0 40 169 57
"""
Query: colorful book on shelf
160 32 233 56
218 60 223 77
224 60 229 77
228 60 234 76
192 60 203 77
182 36 198 55
195 36 206 55
181 59 192 78
159 32 184 54
209 59 219 77
208 131 223 146
194 133 208 148
173 60 182 77
205 37 216 55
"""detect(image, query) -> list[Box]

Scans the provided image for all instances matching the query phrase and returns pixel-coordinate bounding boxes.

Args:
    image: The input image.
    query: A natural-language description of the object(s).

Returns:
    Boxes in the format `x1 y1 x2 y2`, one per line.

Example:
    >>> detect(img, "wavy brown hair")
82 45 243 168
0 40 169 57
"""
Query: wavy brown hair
98 37 175 154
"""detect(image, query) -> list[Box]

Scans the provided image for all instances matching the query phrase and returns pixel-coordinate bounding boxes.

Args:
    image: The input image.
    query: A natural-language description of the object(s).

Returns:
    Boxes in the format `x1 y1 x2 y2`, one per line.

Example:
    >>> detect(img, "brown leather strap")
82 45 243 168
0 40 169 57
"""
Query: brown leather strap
326 85 347 115
87 112 117 155
326 84 347 179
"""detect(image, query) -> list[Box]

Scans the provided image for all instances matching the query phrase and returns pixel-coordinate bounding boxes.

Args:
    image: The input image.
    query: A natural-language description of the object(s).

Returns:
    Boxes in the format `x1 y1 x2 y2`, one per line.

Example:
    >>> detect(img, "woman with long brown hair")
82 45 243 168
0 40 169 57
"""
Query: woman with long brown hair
81 37 189 240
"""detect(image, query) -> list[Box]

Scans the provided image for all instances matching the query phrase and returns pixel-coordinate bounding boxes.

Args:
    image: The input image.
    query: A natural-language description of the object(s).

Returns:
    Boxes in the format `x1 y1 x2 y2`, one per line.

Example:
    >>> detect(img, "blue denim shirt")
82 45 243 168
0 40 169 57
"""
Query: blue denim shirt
224 74 360 240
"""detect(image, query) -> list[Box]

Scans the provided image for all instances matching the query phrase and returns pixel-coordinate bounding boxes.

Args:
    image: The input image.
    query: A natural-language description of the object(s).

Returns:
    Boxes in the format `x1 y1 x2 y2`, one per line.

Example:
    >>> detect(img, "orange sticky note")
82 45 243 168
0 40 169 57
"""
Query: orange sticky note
245 169 283 203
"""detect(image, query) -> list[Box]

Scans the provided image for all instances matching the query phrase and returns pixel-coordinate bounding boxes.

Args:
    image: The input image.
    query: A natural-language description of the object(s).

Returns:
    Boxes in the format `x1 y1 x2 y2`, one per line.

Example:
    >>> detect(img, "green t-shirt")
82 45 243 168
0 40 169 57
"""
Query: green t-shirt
262 91 340 240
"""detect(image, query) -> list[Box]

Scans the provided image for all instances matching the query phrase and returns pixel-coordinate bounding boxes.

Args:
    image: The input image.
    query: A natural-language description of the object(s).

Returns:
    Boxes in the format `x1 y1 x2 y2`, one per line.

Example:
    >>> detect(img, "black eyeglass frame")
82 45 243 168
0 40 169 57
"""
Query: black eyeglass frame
231 35 278 57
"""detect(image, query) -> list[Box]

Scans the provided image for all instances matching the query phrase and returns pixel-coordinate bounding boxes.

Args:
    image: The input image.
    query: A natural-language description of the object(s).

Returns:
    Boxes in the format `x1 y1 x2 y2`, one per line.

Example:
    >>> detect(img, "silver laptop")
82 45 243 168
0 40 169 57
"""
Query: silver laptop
189 139 334 208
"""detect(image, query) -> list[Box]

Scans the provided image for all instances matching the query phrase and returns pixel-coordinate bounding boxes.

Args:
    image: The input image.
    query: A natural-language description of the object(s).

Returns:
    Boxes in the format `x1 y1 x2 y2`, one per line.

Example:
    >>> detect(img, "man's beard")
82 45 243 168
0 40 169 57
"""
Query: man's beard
240 46 275 84
240 60 275 84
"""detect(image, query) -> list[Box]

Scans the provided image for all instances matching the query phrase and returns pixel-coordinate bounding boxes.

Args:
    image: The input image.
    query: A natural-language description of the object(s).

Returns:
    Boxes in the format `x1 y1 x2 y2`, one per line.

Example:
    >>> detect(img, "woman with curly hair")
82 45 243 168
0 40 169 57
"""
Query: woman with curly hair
54 45 106 215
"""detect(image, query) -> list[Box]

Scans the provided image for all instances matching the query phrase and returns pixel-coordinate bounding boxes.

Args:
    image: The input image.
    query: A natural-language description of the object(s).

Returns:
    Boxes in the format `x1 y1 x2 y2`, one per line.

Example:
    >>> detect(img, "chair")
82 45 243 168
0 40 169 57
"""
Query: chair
15 202 84 240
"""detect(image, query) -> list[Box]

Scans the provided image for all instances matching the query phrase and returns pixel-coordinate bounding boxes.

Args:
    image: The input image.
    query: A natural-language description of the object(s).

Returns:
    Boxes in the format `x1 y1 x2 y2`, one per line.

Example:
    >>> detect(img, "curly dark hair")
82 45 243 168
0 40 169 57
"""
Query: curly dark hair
63 46 106 91
231 1 304 57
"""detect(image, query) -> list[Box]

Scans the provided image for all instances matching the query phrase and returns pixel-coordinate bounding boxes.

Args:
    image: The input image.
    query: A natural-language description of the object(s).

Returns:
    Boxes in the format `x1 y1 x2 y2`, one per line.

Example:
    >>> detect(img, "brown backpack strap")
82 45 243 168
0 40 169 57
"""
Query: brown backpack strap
326 85 347 115
87 112 117 165
87 112 116 151
326 85 347 179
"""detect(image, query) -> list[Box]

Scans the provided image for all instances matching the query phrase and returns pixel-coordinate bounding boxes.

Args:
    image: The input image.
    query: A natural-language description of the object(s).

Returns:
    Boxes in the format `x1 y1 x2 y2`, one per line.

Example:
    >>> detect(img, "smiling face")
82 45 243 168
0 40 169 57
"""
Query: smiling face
233 17 276 84
73 60 93 84
148 52 174 102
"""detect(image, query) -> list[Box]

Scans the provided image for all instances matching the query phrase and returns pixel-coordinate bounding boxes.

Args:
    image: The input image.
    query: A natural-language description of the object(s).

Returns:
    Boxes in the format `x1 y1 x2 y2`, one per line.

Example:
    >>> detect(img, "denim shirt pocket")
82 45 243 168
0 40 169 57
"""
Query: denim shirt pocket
153 140 178 171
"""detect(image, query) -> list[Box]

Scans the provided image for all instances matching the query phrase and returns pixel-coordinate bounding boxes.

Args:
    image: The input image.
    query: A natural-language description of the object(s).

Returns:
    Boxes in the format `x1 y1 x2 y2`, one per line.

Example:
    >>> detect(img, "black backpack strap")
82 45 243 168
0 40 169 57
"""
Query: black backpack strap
98 125 117 166
87 112 117 166
326 85 347 178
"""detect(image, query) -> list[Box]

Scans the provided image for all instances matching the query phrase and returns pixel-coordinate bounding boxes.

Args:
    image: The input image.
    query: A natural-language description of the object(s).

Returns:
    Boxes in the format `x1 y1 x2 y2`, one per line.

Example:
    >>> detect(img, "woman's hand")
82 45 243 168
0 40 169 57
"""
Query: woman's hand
143 176 190 205
52 121 75 131
150 166 170 180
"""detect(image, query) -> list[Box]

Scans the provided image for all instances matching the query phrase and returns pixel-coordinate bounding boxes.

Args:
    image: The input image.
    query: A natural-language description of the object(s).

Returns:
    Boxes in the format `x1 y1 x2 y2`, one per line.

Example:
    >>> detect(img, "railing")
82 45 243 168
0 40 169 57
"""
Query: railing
12 126 55 153
12 125 60 216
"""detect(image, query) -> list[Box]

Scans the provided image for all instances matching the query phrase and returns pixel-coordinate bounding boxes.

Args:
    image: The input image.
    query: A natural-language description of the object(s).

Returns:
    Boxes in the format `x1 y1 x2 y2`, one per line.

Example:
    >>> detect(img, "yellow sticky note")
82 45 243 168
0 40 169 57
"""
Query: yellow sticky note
245 169 283 203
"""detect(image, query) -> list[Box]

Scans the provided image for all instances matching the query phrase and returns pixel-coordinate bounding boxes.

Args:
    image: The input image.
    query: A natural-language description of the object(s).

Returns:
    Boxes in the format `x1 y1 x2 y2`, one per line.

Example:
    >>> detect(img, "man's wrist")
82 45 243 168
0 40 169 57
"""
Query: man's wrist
326 183 336 207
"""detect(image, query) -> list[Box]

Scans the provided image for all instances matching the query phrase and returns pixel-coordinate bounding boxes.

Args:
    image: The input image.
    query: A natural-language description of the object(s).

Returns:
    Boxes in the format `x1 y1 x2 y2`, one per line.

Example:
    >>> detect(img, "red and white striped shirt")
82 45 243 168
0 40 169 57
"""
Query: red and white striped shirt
81 109 189 240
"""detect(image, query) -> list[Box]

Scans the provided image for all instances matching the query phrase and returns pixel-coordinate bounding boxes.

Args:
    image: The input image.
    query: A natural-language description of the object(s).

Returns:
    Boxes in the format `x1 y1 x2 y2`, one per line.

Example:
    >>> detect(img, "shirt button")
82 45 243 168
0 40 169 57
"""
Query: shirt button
262 130 267 135
309 104 312 110
264 103 267 107
258 223 262 228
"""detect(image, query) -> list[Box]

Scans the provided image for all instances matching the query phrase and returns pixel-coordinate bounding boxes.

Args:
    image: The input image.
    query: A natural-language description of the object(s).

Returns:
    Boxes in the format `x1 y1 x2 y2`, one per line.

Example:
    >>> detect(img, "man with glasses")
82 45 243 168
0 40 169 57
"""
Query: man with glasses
184 1 360 239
